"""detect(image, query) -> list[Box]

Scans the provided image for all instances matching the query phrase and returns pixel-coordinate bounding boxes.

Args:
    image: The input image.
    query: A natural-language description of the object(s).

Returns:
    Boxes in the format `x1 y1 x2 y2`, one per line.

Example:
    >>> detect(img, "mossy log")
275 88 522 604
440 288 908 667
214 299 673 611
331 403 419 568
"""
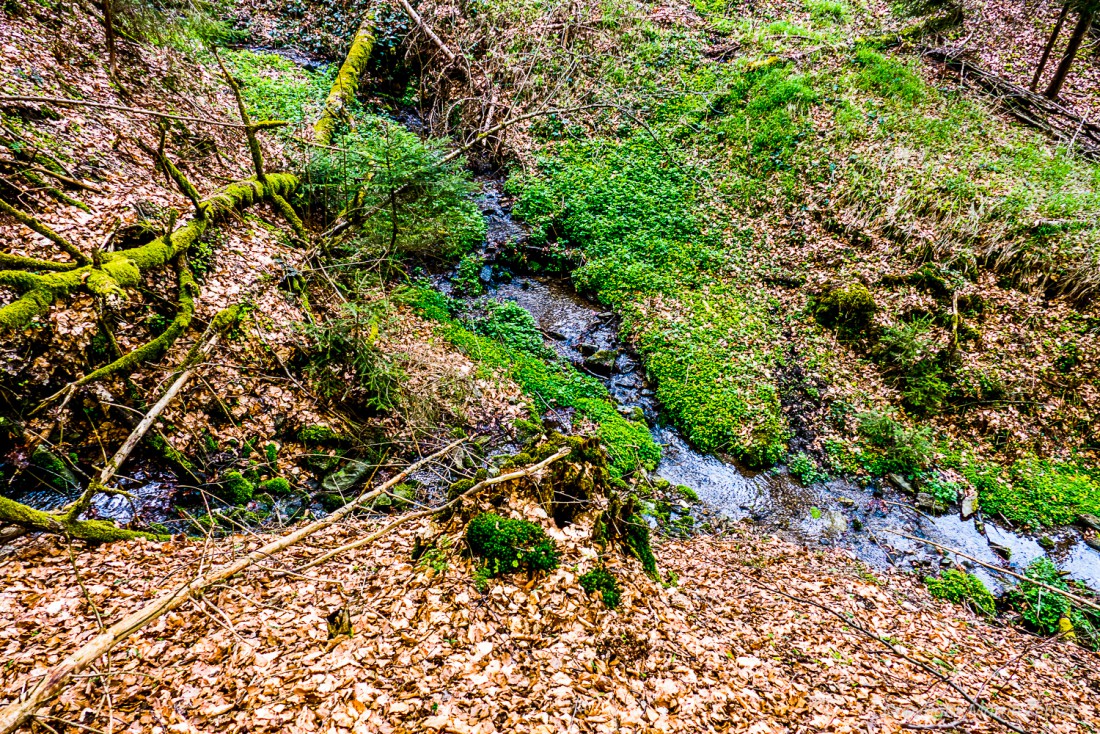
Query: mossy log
0 172 298 332
314 18 376 146
0 495 162 543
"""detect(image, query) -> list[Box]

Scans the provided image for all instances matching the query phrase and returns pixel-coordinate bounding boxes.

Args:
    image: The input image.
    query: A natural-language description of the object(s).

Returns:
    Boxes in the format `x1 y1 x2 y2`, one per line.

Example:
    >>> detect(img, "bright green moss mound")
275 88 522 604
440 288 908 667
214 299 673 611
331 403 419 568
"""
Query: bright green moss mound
219 471 254 505
397 287 659 477
466 512 560 576
579 567 622 609
925 569 995 617
978 457 1100 528
257 477 292 496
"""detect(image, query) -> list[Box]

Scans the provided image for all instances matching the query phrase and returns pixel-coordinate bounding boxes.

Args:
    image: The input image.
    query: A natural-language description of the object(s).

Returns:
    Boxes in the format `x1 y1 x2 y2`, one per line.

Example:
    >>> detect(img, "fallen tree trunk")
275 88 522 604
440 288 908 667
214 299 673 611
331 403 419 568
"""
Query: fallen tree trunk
0 439 464 734
314 18 376 146
0 496 161 543
0 172 298 332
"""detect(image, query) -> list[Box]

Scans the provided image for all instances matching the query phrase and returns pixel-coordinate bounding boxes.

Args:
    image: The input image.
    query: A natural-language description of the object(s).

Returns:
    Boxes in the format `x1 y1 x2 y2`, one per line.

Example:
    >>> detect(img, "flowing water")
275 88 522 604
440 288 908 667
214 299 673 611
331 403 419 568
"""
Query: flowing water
442 179 1100 594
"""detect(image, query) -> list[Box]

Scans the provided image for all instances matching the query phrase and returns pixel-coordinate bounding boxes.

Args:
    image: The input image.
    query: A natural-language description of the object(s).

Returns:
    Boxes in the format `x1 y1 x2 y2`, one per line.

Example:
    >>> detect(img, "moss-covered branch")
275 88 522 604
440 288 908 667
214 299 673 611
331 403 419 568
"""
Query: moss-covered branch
0 198 90 265
0 495 163 543
0 251 81 271
0 173 298 331
314 18 376 146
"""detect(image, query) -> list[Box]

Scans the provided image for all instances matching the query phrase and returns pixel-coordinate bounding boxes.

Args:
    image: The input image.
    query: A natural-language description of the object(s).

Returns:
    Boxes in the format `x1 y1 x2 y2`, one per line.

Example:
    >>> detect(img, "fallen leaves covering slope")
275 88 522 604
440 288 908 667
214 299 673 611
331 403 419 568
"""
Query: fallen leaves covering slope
1 518 1097 733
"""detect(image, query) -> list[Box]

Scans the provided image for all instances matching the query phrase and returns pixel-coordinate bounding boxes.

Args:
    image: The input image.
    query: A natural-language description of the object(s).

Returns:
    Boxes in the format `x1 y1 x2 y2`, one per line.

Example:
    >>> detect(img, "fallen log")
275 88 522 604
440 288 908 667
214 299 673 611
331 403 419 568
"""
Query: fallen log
314 18 377 146
0 440 464 734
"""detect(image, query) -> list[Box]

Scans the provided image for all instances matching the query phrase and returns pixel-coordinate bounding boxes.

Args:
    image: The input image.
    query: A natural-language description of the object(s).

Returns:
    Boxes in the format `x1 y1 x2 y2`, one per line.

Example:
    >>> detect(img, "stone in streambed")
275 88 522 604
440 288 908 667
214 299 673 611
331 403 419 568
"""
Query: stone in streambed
584 349 618 375
1078 513 1100 533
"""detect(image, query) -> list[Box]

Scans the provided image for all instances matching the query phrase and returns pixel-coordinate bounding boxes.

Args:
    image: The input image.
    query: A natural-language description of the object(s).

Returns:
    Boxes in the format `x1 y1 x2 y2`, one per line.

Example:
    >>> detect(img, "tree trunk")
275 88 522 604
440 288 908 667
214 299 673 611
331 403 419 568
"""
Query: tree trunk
314 19 376 146
103 0 117 77
1044 9 1094 100
1031 2 1070 91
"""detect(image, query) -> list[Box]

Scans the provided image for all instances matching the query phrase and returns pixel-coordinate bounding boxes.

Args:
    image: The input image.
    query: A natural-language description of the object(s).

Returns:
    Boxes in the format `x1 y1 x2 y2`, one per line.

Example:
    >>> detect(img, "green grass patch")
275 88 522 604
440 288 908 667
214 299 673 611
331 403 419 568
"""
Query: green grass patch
979 457 1100 528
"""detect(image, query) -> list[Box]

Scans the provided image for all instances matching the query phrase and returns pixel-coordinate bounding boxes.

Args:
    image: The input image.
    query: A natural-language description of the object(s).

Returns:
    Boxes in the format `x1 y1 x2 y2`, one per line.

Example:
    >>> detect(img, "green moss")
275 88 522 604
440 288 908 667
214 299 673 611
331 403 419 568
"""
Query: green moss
675 484 699 503
579 566 622 608
622 513 658 579
811 283 877 334
219 471 254 505
30 446 78 492
466 512 560 577
257 476 292 496
452 253 485 296
447 477 477 500
298 425 344 445
925 569 995 617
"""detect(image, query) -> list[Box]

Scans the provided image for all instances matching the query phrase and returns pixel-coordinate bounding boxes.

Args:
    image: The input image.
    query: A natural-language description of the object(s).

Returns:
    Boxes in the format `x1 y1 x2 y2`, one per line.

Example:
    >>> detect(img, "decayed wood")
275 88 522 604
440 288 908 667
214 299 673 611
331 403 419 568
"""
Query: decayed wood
0 440 464 734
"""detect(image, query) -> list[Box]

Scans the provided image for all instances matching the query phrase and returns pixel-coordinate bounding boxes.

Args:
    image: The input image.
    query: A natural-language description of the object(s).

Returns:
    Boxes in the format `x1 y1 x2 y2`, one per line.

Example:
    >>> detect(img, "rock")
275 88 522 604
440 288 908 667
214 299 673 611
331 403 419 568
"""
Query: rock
584 349 618 375
545 329 567 341
851 517 864 531
1085 533 1100 551
837 496 855 507
578 343 599 356
888 473 914 495
989 542 1012 560
1038 536 1056 551
915 492 941 513
959 490 977 520
479 265 493 283
321 459 372 494
1078 513 1100 533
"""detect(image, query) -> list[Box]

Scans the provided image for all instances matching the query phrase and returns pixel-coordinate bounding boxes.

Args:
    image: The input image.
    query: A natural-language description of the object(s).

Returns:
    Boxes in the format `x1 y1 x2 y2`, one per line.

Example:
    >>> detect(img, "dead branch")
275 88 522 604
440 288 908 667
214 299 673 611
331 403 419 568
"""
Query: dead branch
0 439 464 734
0 95 288 131
884 531 1100 614
295 446 572 573
0 198 90 265
393 0 458 64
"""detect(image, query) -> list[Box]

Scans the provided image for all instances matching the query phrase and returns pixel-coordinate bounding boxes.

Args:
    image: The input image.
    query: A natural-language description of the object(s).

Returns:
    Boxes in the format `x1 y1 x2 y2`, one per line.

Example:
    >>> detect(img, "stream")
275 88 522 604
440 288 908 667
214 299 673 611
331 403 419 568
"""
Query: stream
440 180 1100 594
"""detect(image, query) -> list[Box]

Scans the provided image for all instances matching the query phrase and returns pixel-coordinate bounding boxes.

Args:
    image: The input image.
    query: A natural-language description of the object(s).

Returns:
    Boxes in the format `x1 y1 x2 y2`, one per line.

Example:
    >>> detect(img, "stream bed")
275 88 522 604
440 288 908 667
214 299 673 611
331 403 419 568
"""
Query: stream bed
440 180 1100 594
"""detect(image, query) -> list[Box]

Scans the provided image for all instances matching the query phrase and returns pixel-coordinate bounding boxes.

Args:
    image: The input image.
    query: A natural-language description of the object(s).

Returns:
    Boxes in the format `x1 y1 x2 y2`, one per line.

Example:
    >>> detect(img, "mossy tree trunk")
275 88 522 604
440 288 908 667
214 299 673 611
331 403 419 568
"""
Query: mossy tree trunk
314 18 376 146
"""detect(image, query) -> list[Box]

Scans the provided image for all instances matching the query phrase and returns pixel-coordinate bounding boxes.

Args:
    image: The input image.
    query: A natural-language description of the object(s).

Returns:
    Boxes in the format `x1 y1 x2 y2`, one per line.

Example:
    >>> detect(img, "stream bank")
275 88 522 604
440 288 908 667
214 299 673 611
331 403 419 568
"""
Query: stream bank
438 179 1100 594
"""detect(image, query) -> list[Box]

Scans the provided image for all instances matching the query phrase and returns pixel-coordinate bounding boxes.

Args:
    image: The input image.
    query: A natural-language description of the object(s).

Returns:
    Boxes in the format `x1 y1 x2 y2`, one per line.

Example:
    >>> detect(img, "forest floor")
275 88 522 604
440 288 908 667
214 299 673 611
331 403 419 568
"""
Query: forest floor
2 513 1098 734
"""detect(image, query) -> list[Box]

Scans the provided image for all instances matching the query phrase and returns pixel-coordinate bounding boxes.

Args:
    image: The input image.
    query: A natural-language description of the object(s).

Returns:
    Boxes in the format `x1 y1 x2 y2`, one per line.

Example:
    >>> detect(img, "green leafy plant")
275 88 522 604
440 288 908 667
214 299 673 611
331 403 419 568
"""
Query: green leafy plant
466 513 560 577
788 451 828 485
925 569 995 616
579 567 622 609
471 301 553 358
1006 558 1098 646
452 253 486 296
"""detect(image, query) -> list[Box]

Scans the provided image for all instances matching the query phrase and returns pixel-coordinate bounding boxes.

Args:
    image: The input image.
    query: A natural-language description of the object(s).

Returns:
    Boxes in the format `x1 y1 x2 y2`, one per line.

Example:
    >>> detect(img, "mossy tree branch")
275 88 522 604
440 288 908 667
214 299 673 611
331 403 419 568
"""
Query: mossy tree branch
0 198 90 265
0 496 162 543
0 172 298 332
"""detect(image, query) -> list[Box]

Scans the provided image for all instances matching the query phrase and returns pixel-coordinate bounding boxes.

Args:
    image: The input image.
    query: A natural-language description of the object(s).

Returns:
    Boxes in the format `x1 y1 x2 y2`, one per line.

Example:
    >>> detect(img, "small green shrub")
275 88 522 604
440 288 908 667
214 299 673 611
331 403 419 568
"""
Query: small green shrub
579 567 622 608
1006 558 1098 646
877 317 948 415
258 477 292 496
811 283 877 334
472 301 553 358
301 302 402 412
925 569 995 616
857 411 933 475
924 474 961 505
466 513 560 577
452 253 485 296
219 471 254 505
788 451 829 485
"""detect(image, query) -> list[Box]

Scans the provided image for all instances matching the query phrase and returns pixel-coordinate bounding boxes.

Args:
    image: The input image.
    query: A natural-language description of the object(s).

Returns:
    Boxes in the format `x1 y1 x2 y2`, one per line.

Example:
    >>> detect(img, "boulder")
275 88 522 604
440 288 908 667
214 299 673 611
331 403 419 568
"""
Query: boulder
888 473 914 495
584 349 618 375
321 459 372 494
1078 513 1100 533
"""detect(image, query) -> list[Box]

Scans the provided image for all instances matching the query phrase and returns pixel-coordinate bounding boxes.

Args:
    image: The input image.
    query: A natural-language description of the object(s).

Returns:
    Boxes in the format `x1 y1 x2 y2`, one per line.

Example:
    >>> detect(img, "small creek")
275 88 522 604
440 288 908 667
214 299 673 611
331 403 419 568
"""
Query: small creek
441 180 1100 594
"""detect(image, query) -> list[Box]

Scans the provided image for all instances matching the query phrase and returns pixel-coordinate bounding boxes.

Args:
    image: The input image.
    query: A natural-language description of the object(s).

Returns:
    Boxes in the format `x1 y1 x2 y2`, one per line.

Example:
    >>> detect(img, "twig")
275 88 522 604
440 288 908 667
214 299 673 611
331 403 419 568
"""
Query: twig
0 95 287 131
883 531 1100 614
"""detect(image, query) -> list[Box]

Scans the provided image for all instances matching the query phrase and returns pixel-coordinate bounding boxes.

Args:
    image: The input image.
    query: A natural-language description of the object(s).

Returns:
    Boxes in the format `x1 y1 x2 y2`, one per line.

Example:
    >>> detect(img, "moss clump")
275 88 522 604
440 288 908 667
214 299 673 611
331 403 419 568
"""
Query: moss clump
219 471 255 505
579 567 622 609
298 425 344 445
811 283 877 333
447 478 476 500
675 484 699 503
925 569 995 617
30 445 78 492
499 452 534 471
258 476 292 496
374 483 416 511
623 513 658 579
466 512 560 577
